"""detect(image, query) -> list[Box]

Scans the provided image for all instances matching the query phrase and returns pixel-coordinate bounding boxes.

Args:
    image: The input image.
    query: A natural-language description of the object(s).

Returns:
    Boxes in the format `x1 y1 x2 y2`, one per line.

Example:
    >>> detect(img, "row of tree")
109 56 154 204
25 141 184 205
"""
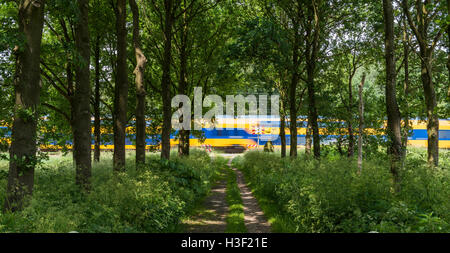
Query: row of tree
1 0 232 211
0 0 448 211
231 0 447 171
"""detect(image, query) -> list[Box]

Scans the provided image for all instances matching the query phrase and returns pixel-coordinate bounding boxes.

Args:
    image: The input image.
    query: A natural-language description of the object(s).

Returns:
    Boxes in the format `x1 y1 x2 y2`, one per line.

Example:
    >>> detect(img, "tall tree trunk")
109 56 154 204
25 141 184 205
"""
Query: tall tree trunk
401 16 409 162
58 18 76 163
337 134 343 156
94 36 101 162
4 0 45 212
68 61 76 163
178 0 190 156
402 0 441 166
358 73 366 172
305 120 312 155
289 20 300 158
347 73 355 157
73 0 92 191
113 0 129 171
307 67 320 158
422 56 439 166
383 0 403 190
289 84 298 157
161 0 174 160
130 0 147 165
280 112 286 158
178 130 190 156
347 122 354 157
306 2 321 159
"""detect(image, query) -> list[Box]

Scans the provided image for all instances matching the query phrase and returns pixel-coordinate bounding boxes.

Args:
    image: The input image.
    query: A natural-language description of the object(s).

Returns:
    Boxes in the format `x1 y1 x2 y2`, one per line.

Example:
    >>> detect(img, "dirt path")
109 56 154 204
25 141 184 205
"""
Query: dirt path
184 156 271 233
228 159 271 233
183 180 228 233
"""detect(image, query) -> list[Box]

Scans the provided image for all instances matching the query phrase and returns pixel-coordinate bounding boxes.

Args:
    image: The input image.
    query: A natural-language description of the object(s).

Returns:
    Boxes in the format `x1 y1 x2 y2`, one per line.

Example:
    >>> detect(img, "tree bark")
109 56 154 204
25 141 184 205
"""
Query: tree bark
347 71 355 157
307 66 320 158
68 59 76 163
289 84 298 157
161 0 174 160
73 0 92 191
178 0 190 156
280 112 286 158
421 56 439 166
402 0 441 166
401 16 409 162
178 130 190 156
305 120 312 155
94 36 101 162
4 0 45 212
130 0 147 165
358 73 366 172
275 76 287 158
289 19 300 158
113 0 129 171
337 134 343 156
305 1 321 159
383 0 403 190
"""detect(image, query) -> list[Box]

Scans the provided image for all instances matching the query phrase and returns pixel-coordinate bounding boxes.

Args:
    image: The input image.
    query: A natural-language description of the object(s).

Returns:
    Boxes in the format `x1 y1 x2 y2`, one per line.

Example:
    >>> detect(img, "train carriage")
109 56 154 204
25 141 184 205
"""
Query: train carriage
0 117 449 151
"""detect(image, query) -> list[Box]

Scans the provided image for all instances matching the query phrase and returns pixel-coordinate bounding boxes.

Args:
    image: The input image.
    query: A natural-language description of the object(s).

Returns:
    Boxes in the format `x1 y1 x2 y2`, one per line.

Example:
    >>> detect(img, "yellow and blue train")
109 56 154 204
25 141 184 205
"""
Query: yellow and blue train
0 116 449 151
186 117 450 150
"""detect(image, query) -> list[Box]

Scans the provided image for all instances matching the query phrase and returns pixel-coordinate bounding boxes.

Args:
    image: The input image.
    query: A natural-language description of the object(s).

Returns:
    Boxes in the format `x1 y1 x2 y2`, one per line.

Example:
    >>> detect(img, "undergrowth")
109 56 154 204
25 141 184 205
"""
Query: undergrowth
234 148 450 233
0 150 221 232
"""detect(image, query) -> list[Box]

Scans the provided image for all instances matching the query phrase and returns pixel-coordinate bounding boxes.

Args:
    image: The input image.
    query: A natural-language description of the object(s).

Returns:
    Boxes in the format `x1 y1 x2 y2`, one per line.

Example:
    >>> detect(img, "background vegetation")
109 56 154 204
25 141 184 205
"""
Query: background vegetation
0 150 223 232
234 149 450 233
0 0 448 233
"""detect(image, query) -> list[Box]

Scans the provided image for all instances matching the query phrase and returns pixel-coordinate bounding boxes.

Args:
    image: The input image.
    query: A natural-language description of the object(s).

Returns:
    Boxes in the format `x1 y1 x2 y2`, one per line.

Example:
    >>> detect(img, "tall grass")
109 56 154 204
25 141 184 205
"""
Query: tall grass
0 150 222 232
225 166 246 233
234 148 450 233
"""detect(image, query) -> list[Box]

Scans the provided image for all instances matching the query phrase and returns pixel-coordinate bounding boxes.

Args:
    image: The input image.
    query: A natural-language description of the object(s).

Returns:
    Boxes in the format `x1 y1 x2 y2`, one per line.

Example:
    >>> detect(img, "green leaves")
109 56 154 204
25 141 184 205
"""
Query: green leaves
0 151 220 232
16 106 35 124
236 150 450 233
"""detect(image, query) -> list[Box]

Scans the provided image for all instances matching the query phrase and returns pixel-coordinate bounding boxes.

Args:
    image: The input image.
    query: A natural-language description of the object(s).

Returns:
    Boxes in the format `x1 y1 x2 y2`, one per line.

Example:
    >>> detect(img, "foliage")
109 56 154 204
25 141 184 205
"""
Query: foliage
0 0 448 234
235 149 450 233
0 150 221 232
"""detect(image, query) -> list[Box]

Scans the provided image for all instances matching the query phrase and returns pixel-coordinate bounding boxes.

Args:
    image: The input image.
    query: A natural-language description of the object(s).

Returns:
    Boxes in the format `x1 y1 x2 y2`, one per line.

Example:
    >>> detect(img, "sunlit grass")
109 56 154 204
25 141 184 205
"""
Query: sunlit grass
224 165 246 233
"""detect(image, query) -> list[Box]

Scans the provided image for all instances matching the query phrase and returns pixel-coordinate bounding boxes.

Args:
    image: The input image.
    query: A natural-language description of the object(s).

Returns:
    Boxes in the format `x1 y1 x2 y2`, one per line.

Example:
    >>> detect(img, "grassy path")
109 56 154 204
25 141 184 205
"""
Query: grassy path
228 159 271 233
183 156 271 233
224 160 246 232
182 179 228 233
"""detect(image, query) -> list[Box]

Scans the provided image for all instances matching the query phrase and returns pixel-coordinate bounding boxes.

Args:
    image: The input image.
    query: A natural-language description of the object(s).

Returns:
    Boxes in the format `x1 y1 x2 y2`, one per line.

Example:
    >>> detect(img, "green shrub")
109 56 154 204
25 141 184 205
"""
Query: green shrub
0 150 221 232
236 149 450 233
